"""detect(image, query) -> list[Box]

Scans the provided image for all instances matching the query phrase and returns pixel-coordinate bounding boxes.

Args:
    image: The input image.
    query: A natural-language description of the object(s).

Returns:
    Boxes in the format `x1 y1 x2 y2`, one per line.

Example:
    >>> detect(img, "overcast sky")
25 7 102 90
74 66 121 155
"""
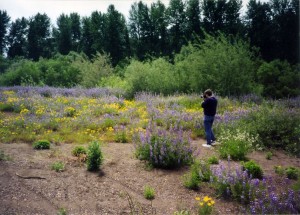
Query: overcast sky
1 0 251 25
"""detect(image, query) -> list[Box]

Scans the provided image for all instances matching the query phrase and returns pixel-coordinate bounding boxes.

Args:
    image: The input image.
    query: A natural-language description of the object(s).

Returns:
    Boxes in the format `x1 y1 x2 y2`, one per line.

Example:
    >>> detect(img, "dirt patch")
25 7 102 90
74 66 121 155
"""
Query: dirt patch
1 140 299 215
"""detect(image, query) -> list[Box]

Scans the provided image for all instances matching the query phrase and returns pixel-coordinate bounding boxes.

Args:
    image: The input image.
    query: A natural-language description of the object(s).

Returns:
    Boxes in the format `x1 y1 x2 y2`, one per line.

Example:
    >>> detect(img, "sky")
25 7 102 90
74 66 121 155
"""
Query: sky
1 0 251 25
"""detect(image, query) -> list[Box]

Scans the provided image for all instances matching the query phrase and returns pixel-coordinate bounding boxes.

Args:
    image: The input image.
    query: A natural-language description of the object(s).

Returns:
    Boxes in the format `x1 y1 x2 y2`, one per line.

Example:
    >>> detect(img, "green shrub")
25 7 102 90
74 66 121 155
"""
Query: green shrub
285 167 299 180
87 141 103 171
241 160 263 179
51 161 65 172
143 185 155 200
0 103 15 112
265 151 273 160
57 207 67 215
33 140 50 150
114 131 128 143
274 165 285 176
72 146 87 157
183 161 202 190
207 156 219 164
219 139 251 161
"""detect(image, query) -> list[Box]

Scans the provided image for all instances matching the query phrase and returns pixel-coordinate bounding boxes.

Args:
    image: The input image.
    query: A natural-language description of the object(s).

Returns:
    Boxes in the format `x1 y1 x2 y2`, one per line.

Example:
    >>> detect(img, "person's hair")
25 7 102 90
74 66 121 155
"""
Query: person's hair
204 89 213 96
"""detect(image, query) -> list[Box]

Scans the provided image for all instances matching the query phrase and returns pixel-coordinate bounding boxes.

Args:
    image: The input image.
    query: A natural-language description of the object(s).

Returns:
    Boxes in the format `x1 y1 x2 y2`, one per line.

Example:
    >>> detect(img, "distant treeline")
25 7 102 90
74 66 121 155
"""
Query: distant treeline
0 33 299 98
0 0 299 65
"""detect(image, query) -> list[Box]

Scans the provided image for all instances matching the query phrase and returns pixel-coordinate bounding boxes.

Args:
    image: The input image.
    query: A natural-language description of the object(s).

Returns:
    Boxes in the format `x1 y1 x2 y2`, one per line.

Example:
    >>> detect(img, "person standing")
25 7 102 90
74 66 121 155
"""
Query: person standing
201 89 218 148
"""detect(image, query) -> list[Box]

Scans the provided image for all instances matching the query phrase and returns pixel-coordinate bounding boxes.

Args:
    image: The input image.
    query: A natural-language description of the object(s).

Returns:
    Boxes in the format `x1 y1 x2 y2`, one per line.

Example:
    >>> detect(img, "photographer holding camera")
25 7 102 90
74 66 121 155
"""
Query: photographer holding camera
201 89 218 148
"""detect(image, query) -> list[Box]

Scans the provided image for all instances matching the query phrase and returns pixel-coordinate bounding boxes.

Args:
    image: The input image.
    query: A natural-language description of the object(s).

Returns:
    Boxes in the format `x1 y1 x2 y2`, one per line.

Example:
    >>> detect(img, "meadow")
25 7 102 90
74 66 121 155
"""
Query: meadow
0 86 300 214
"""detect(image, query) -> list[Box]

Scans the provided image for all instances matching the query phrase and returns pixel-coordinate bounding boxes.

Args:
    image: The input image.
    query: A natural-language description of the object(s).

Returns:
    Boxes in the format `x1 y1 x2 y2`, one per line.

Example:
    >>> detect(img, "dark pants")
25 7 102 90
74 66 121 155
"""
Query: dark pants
204 115 215 145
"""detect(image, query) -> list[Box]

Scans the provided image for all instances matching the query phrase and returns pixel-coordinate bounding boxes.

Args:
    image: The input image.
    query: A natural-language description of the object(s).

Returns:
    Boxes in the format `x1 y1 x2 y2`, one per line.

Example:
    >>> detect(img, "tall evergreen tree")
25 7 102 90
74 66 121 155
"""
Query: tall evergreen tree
80 16 94 58
167 0 187 53
105 5 130 66
55 14 72 55
27 13 52 60
90 11 106 54
69 13 81 52
245 0 274 61
186 0 201 40
225 0 243 35
0 10 10 56
150 1 169 56
7 17 28 58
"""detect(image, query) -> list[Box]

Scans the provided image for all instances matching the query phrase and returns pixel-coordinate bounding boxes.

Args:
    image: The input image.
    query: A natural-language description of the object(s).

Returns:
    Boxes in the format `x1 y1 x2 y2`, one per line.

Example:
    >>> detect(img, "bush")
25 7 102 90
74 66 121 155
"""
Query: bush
265 151 273 160
72 146 87 157
241 160 263 179
286 167 299 180
51 161 65 172
183 161 202 190
33 140 50 150
135 126 194 169
114 131 128 143
87 141 103 171
219 139 251 161
143 185 155 200
207 156 219 164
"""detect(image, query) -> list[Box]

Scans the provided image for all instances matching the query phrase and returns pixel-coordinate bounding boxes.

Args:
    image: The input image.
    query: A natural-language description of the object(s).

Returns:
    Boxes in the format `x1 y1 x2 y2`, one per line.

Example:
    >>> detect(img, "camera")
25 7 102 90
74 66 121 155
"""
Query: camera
200 94 207 99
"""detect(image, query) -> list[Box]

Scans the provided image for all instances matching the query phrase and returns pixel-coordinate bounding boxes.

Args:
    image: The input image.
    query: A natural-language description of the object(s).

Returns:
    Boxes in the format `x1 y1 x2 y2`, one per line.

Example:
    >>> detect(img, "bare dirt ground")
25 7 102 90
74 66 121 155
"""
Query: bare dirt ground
0 140 299 215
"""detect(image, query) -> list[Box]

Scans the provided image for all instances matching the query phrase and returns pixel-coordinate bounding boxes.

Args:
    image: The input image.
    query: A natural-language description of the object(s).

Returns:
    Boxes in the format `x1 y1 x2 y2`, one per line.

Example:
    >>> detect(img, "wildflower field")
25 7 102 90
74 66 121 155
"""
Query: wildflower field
0 86 300 214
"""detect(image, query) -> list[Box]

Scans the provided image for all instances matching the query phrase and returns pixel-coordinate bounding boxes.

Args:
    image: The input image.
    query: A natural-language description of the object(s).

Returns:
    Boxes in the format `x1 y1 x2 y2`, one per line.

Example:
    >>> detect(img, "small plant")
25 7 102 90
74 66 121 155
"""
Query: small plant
265 151 273 160
72 146 87 157
241 160 263 179
33 140 50 150
274 165 285 176
183 161 201 190
207 156 219 164
114 131 128 143
285 166 299 180
64 106 76 117
57 207 67 215
143 185 155 200
0 150 11 161
87 141 103 171
174 210 191 215
195 196 215 215
219 139 251 161
51 161 65 172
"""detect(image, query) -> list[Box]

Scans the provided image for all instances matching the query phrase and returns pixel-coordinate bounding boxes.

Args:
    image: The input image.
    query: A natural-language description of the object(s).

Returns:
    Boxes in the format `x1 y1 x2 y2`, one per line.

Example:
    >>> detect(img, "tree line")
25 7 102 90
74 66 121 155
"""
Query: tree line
0 0 299 66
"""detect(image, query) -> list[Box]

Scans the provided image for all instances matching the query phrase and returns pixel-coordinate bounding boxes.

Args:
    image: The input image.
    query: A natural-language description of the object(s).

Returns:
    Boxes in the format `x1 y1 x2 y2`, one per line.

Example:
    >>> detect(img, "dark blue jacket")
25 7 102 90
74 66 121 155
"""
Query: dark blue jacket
201 97 218 116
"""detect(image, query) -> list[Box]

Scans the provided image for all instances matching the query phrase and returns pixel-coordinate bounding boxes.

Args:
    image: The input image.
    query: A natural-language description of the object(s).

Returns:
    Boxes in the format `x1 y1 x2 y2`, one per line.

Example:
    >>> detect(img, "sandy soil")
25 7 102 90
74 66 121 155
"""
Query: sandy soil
0 140 299 215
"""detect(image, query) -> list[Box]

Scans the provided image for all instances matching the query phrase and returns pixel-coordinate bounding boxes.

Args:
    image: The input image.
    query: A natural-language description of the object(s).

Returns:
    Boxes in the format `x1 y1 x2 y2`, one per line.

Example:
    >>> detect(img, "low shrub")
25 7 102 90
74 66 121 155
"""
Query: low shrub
183 161 202 190
219 139 251 161
241 160 263 179
265 151 273 160
286 167 299 180
135 125 194 169
143 185 155 200
274 165 285 176
114 131 128 143
207 156 219 164
72 146 87 157
87 141 103 171
51 161 65 172
33 140 50 150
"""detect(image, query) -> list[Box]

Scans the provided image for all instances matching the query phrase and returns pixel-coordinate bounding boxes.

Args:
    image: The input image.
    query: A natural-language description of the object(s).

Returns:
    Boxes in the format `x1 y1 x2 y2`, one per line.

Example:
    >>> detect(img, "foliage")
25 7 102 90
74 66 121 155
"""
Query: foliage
72 146 87 157
285 167 299 180
33 140 50 150
86 141 103 171
257 60 300 98
143 185 155 200
174 34 258 96
218 139 251 161
265 151 273 160
182 160 202 190
51 161 65 172
207 156 219 164
195 196 215 215
114 130 128 143
241 160 263 179
135 125 194 169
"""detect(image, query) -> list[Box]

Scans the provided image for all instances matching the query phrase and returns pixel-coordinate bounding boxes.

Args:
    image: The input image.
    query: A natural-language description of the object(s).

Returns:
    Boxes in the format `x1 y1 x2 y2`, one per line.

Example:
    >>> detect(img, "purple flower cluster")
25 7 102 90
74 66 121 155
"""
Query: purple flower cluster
135 123 195 169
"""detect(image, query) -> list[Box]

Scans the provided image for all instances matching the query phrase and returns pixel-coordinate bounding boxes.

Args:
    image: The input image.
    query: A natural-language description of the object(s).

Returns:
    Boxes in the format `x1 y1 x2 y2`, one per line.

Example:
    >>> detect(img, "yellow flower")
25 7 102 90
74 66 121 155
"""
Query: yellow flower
199 202 204 206
207 203 212 207
195 197 200 201
210 200 215 205
203 196 210 202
